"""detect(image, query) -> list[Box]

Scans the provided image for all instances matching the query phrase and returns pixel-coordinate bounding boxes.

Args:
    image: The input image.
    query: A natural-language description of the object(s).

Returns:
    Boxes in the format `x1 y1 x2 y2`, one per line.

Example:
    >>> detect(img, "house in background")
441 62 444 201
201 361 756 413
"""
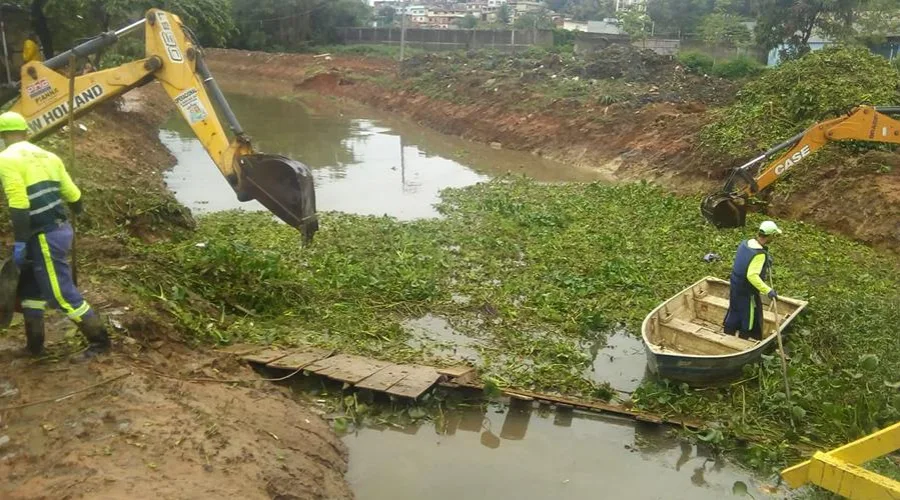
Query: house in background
767 33 834 66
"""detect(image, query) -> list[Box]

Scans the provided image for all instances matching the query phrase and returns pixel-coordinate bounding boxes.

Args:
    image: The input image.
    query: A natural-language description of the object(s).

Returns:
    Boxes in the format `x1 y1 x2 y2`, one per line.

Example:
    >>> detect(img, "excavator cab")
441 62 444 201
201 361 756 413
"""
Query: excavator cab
1 9 318 244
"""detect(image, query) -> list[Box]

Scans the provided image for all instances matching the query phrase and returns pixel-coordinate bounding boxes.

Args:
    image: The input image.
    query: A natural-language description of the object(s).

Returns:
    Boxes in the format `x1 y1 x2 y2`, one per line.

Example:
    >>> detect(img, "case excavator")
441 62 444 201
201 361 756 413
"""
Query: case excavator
701 105 900 228
0 8 318 243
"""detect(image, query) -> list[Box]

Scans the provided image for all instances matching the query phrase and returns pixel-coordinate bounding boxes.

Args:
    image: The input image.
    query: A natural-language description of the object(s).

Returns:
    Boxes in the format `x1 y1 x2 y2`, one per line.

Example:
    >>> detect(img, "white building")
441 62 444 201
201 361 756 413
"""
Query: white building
615 0 646 11
563 19 588 31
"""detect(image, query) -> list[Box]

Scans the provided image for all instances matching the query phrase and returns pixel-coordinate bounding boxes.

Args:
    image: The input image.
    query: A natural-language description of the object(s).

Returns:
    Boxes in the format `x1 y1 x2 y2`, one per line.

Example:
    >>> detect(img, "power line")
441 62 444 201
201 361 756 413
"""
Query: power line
234 1 330 26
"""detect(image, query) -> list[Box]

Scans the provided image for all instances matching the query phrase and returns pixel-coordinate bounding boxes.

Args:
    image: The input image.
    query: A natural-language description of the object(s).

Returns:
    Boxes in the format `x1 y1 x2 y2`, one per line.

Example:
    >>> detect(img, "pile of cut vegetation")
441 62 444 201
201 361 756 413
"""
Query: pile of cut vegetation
701 45 900 157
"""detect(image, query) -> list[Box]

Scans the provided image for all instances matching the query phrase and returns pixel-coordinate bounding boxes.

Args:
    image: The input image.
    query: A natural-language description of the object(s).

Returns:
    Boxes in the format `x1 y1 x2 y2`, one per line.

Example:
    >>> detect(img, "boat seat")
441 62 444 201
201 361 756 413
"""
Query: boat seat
697 295 782 323
664 317 757 352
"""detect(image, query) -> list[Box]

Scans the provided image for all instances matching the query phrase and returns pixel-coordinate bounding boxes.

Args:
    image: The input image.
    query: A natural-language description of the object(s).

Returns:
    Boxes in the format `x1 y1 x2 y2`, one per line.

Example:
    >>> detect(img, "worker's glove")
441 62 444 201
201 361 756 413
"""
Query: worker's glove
12 241 26 267
767 289 778 299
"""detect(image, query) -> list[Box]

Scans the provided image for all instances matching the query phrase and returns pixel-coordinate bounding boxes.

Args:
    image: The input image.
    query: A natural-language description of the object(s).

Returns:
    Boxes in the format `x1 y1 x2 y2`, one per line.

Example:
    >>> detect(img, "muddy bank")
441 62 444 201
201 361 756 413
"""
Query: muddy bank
205 48 900 251
0 83 353 499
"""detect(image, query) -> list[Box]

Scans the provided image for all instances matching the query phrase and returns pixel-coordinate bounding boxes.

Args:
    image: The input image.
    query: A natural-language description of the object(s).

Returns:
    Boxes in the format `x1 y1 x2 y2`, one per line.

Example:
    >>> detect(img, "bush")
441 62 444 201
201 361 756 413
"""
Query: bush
711 55 764 79
677 50 714 75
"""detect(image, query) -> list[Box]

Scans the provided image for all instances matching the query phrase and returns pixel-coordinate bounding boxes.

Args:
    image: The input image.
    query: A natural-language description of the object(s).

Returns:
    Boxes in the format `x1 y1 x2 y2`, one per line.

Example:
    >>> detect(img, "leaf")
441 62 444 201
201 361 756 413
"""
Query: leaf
732 480 749 496
860 354 879 371
791 406 807 420
885 381 900 389
408 407 427 419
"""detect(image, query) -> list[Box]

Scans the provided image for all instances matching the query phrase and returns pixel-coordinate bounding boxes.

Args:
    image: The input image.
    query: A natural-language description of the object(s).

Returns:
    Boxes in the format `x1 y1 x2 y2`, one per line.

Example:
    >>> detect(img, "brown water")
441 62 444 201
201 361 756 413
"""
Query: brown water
344 400 786 500
160 92 602 219
161 92 785 500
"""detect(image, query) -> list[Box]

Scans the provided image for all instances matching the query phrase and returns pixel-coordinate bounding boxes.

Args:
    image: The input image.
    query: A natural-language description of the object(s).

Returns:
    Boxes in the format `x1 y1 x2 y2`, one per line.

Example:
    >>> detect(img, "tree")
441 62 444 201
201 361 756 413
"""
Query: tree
230 0 371 50
647 0 712 37
456 13 478 29
376 6 396 27
617 7 651 43
497 4 512 25
698 12 751 49
752 0 862 57
546 0 614 21
513 9 555 30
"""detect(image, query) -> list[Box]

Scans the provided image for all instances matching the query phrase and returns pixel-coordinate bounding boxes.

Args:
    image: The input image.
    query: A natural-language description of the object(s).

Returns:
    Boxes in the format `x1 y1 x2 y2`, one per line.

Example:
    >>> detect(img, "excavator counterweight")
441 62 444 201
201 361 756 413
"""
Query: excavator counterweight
2 9 318 243
701 105 900 228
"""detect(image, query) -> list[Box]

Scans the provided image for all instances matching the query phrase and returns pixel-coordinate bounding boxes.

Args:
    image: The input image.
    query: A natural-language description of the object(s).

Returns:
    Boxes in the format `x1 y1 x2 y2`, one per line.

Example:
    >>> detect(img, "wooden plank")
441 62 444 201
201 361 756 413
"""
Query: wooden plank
356 364 415 391
242 348 290 365
385 365 441 399
501 388 703 430
436 365 476 378
305 354 393 384
217 344 263 356
267 348 334 371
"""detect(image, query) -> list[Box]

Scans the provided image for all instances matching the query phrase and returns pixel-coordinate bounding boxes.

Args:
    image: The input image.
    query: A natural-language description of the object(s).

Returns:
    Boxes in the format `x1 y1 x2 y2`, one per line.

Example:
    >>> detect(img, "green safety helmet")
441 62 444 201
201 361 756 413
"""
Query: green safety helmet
759 220 783 235
0 111 28 133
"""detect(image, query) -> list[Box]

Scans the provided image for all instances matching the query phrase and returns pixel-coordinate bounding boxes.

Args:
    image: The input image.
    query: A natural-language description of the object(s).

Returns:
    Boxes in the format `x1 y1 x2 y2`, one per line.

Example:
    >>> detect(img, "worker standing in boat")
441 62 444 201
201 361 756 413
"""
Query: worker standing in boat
723 220 782 341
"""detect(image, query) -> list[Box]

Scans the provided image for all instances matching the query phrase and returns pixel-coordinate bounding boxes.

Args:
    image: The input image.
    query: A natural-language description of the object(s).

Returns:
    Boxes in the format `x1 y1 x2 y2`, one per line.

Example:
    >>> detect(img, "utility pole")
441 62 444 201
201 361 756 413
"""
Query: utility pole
399 0 408 63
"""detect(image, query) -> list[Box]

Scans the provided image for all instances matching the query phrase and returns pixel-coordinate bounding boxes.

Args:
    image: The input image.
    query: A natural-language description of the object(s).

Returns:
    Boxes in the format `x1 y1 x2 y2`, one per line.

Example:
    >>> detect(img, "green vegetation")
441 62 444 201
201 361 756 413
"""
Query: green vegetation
125 175 900 473
700 45 900 157
710 54 764 79
677 50 714 74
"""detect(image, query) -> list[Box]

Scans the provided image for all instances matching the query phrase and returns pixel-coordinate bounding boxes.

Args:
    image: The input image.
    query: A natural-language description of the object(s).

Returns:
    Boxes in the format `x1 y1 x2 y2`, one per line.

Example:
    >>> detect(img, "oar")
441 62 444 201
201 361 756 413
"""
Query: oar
770 296 790 400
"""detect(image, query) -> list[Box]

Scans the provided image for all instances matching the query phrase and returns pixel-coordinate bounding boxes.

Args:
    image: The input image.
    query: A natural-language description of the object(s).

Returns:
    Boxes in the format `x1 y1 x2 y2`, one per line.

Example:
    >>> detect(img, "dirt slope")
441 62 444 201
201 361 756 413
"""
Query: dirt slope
0 84 353 499
204 48 900 252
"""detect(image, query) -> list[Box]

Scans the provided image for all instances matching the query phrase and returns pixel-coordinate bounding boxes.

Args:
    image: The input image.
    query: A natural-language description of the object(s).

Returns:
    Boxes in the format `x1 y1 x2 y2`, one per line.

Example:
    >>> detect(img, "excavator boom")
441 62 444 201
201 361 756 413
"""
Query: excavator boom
5 9 318 243
701 105 900 228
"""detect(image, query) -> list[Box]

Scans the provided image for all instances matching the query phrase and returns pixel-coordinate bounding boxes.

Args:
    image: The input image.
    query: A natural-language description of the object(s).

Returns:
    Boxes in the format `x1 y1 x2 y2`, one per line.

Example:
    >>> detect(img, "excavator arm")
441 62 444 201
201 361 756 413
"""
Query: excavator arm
4 9 318 243
701 105 900 228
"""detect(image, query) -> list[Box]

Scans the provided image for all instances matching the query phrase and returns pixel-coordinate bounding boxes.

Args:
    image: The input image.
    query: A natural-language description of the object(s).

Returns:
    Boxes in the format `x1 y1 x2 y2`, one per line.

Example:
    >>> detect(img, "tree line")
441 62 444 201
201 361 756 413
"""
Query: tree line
9 0 373 59
9 0 899 62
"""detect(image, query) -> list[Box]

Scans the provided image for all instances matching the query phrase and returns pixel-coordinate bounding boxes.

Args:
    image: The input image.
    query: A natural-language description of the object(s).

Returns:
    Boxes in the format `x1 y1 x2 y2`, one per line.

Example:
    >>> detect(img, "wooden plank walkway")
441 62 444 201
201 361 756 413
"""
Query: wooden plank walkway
230 345 458 400
225 345 703 428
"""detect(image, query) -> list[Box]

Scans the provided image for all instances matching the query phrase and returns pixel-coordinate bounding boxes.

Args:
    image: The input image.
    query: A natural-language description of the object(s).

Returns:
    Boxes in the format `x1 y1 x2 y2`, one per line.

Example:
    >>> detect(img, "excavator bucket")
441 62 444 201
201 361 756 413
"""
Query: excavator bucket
701 192 746 228
238 154 318 245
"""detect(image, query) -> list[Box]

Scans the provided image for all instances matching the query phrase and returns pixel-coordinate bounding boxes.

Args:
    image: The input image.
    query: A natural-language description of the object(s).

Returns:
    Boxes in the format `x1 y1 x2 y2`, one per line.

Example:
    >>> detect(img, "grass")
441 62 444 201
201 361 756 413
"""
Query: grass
125 175 900 475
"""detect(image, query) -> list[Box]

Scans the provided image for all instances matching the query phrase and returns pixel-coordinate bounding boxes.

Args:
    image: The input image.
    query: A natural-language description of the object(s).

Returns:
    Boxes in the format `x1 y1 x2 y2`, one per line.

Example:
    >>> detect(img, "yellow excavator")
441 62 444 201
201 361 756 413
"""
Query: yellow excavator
0 8 318 243
701 105 900 228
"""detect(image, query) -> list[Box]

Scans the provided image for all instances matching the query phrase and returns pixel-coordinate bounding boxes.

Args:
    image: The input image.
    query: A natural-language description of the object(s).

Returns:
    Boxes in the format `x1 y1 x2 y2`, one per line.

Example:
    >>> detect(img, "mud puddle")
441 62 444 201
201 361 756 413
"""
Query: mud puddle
160 92 604 219
343 400 782 500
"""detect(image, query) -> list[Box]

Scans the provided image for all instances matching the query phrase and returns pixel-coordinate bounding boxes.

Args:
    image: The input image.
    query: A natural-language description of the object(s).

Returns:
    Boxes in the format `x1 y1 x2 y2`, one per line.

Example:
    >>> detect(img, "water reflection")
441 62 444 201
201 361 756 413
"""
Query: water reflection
344 398 778 500
160 92 605 220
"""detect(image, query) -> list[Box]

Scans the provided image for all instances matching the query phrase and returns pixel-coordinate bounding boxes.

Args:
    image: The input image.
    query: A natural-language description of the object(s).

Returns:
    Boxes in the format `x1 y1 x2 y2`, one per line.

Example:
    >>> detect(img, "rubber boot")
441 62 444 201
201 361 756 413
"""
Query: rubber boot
76 312 111 360
24 315 45 357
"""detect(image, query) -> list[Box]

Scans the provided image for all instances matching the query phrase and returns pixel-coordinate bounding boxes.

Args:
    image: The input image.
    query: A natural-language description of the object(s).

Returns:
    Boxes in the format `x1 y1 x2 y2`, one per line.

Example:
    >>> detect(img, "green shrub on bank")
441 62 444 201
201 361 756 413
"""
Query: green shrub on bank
711 54 764 79
677 50 714 74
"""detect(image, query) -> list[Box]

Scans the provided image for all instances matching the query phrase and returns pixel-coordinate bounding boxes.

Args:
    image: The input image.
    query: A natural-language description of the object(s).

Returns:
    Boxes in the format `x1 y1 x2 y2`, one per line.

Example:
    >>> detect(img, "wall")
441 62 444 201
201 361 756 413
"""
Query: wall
679 39 769 64
573 32 680 56
336 27 554 52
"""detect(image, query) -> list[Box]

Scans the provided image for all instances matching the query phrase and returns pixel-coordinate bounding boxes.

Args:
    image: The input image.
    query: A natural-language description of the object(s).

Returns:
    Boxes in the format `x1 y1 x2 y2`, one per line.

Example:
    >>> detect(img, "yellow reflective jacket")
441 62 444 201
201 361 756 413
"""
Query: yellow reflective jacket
0 141 81 237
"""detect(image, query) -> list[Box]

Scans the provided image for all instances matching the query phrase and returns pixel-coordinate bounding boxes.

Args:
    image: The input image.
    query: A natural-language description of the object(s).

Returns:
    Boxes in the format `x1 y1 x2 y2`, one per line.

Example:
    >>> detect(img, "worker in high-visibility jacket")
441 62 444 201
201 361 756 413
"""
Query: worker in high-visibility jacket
723 220 783 341
0 111 110 358
22 34 42 64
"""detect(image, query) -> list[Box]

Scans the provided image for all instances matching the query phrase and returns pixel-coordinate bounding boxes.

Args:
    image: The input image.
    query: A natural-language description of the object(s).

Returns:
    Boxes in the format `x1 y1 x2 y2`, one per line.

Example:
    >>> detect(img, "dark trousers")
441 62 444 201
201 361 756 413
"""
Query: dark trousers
723 289 763 341
17 222 94 323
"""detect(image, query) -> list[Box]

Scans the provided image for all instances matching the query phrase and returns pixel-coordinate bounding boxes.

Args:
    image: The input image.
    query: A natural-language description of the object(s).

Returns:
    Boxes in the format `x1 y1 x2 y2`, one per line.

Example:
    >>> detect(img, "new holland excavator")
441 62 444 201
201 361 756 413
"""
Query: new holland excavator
701 105 900 228
0 8 318 243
